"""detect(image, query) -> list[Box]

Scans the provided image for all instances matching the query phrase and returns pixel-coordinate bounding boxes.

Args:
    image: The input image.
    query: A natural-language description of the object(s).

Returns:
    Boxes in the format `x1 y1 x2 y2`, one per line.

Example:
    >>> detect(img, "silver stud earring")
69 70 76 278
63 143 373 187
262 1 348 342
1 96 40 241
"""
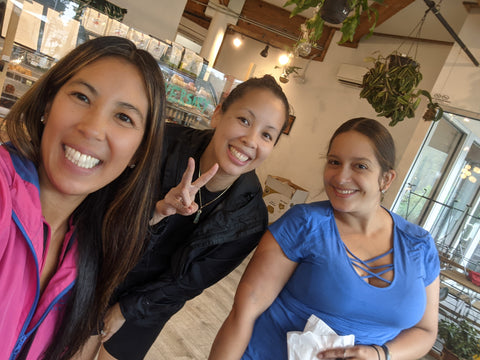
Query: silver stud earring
129 164 136 169
40 115 45 123
381 189 386 194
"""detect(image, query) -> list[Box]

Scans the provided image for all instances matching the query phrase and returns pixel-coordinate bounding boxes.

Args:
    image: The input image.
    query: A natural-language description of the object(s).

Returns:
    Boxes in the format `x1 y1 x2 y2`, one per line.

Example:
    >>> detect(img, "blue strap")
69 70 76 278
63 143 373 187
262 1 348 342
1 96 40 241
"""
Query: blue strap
346 247 394 284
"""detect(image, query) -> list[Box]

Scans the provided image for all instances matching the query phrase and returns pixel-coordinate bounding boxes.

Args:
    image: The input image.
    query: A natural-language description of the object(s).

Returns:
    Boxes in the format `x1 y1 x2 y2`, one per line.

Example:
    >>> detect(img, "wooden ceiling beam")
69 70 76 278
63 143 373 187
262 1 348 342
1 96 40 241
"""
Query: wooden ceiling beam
182 0 414 59
463 1 480 11
234 0 333 61
183 0 211 29
341 0 415 48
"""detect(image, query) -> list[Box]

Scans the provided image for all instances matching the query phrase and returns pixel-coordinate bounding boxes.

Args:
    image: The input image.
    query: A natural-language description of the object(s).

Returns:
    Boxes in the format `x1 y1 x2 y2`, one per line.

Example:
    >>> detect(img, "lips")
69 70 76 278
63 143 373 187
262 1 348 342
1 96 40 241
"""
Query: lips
64 145 100 169
229 145 250 162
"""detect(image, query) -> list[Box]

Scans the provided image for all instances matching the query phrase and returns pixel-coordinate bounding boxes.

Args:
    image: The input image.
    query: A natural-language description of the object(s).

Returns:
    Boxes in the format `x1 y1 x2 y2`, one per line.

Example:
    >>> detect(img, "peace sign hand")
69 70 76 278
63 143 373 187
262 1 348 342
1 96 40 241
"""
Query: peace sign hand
150 157 219 225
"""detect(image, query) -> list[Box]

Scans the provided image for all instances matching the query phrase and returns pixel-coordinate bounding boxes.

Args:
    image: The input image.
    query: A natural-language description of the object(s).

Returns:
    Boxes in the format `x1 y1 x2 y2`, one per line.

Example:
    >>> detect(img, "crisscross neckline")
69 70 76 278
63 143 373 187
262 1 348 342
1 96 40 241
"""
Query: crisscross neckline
345 246 394 285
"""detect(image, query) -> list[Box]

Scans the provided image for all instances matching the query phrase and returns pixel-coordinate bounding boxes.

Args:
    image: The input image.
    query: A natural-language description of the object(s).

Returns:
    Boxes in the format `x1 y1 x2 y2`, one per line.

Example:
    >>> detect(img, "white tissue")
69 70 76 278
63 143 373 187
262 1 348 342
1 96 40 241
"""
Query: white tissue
287 315 355 360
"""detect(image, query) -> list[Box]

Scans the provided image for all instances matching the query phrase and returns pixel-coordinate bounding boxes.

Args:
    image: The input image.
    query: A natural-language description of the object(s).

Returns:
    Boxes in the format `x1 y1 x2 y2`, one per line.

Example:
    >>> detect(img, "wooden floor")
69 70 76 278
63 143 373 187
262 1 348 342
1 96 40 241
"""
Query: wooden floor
142 253 437 360
145 254 249 360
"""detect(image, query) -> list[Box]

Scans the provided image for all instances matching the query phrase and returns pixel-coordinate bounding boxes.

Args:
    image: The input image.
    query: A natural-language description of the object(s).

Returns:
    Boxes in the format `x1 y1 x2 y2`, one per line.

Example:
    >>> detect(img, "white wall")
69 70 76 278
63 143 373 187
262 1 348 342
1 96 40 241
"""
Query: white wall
214 31 452 206
109 0 187 41
431 11 480 115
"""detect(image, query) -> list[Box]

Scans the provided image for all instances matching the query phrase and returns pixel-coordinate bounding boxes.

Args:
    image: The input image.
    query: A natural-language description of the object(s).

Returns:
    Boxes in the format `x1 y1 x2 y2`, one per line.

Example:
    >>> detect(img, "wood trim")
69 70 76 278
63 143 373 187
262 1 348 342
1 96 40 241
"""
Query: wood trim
183 0 418 60
463 1 480 12
236 0 331 61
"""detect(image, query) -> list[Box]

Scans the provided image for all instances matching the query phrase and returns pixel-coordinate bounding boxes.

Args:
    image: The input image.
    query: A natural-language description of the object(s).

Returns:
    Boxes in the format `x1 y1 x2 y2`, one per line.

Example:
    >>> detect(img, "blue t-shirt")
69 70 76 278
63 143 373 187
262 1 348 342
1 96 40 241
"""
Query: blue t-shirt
242 201 440 360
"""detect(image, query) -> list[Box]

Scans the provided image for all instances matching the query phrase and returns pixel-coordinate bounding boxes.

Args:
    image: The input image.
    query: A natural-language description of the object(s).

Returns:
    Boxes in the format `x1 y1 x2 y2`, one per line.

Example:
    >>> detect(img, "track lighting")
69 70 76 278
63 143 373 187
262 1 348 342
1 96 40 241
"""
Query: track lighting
260 45 269 58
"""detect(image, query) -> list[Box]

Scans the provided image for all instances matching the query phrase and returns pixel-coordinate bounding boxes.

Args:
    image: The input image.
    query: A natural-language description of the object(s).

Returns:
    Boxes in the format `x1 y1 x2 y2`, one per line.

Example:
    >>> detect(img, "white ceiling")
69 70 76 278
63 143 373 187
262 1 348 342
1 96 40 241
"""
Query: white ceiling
111 0 187 41
263 0 469 43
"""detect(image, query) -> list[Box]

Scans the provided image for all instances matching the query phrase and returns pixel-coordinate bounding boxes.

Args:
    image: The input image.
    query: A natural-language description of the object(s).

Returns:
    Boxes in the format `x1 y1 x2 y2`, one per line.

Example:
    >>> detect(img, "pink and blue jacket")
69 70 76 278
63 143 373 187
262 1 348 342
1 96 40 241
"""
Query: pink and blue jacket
0 145 78 359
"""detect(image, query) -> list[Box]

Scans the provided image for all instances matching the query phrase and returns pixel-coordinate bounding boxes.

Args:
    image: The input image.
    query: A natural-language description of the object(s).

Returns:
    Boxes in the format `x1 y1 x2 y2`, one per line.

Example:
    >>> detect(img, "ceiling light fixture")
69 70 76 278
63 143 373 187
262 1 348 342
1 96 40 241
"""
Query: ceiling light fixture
233 37 242 48
278 53 290 66
260 45 269 58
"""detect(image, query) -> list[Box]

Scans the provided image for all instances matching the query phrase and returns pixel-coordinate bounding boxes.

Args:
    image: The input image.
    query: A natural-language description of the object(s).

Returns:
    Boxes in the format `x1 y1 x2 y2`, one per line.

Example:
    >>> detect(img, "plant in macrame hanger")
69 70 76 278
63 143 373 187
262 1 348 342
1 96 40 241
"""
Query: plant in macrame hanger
360 9 443 126
284 0 384 51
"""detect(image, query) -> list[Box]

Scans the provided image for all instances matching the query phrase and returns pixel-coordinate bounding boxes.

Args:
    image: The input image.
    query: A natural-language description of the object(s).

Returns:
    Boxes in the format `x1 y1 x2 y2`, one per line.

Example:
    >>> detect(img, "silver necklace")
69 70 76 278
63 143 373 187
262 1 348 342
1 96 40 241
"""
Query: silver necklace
193 167 231 224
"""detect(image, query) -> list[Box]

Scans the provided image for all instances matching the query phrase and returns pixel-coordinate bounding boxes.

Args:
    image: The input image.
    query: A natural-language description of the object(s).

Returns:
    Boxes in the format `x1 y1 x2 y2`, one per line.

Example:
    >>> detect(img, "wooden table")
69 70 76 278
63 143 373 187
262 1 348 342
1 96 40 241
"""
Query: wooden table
441 269 480 295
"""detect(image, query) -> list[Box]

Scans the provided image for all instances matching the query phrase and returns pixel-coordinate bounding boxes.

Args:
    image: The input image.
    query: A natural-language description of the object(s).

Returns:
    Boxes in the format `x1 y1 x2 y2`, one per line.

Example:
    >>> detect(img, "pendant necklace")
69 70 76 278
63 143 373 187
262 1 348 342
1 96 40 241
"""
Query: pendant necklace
193 167 231 224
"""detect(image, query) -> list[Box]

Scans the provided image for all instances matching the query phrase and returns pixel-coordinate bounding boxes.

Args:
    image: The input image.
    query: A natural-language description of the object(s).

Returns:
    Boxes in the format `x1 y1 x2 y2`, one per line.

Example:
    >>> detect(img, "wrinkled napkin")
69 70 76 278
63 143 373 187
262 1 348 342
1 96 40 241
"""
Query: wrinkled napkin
287 315 355 360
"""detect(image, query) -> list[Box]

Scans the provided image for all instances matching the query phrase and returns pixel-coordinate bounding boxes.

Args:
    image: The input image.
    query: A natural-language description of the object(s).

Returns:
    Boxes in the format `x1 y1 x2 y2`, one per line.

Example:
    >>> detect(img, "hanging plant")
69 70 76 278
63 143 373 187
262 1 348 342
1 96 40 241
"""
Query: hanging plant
360 51 443 126
275 65 302 83
284 0 384 50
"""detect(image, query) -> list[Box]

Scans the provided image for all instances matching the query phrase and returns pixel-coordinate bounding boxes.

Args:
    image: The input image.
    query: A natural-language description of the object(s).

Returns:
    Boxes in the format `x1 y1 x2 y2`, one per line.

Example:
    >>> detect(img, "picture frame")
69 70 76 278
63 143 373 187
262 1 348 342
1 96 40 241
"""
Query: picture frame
283 115 296 135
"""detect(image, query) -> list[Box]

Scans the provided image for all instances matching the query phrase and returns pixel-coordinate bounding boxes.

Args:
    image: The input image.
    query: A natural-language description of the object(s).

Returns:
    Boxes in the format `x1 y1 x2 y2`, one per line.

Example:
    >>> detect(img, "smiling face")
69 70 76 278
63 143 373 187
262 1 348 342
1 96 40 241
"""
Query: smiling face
205 88 286 183
324 130 395 216
38 56 148 202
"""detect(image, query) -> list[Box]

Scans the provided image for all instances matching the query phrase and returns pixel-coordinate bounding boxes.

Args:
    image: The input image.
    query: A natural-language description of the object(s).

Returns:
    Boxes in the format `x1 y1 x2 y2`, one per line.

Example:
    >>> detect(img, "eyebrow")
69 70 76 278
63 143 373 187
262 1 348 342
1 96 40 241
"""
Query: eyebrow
118 101 145 120
328 154 373 163
70 79 145 120
243 108 281 133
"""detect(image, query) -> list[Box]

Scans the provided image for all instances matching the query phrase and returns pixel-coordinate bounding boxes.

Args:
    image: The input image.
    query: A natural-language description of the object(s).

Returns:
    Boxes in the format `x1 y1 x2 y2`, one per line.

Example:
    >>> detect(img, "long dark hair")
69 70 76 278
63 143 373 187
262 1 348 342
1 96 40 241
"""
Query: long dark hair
4 36 166 359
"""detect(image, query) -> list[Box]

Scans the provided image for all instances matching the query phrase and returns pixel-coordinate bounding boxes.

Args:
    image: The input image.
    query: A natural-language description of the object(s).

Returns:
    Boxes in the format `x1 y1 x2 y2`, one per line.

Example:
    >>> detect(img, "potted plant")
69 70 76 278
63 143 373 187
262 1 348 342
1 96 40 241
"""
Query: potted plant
359 51 443 126
438 319 480 360
285 0 384 47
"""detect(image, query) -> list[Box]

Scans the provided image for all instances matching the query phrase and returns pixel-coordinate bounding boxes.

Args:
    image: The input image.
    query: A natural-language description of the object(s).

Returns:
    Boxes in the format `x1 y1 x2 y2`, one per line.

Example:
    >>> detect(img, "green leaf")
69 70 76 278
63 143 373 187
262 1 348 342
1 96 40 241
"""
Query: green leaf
339 16 359 43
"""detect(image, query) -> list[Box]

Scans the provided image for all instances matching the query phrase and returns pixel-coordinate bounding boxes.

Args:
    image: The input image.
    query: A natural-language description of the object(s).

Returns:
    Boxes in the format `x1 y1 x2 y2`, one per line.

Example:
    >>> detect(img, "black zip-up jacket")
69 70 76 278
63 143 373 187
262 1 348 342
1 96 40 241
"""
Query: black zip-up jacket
117 123 268 328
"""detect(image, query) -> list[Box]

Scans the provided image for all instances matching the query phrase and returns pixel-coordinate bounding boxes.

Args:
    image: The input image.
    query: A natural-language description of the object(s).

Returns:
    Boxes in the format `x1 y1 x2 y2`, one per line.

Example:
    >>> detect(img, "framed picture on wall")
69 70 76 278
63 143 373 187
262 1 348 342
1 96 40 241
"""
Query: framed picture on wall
283 115 296 135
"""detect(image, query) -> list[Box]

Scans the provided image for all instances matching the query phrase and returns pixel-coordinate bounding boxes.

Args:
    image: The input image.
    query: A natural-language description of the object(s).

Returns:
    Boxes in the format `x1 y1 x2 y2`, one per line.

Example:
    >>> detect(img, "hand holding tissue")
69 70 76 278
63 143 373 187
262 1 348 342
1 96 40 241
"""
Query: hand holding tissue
287 315 355 360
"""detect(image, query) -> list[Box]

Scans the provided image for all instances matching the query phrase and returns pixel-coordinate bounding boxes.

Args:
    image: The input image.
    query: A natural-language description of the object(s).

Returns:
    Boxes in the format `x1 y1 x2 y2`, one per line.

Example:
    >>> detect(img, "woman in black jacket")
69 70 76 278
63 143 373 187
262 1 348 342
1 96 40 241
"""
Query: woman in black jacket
82 75 291 360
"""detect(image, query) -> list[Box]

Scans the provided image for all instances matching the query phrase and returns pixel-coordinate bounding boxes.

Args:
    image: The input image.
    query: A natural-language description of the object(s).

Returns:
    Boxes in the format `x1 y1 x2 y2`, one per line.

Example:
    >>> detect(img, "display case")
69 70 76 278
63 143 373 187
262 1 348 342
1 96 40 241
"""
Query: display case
0 41 54 111
160 63 217 130
0 0 242 129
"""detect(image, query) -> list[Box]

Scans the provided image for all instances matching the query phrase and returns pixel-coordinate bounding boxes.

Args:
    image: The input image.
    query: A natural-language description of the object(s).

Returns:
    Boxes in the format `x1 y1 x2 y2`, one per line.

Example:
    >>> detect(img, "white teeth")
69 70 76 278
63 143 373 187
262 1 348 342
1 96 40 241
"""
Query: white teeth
229 146 249 162
336 189 355 194
64 145 100 169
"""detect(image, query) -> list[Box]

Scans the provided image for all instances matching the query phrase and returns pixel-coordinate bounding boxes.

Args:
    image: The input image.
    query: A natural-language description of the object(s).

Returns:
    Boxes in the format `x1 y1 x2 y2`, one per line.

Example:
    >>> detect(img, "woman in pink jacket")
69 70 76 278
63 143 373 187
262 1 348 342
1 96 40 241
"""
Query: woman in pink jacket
0 36 167 359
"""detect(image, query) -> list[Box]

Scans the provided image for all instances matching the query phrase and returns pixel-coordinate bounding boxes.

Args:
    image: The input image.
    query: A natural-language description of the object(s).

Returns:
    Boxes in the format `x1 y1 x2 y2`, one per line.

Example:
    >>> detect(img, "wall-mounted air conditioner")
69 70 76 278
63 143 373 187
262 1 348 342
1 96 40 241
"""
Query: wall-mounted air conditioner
336 63 368 87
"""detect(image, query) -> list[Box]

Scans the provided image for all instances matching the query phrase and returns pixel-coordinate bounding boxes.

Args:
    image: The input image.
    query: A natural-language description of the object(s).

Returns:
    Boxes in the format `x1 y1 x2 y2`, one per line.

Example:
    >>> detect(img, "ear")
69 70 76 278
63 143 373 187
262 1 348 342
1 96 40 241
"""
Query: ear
381 169 397 192
210 105 223 129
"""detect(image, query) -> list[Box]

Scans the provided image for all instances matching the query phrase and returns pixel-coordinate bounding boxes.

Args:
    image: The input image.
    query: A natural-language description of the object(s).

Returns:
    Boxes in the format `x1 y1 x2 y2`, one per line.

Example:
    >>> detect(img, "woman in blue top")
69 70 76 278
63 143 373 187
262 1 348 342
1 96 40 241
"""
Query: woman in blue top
209 117 440 360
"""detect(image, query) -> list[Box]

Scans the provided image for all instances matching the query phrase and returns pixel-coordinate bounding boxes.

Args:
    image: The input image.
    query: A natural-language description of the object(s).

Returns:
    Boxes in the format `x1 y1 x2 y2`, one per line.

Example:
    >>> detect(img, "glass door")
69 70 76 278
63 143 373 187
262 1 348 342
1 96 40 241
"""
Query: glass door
392 112 480 269
393 117 465 225
426 142 480 268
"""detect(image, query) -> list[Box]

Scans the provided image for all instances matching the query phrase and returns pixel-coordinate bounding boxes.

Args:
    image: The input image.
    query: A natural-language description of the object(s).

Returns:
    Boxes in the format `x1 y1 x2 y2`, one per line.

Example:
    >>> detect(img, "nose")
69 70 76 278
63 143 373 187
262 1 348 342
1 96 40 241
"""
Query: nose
240 129 257 148
76 108 107 141
335 165 352 183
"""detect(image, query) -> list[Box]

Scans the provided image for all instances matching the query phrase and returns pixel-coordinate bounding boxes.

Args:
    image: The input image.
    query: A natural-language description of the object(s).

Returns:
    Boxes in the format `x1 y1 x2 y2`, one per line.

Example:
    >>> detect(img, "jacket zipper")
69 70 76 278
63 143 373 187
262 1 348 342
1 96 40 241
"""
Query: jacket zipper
12 282 76 359
10 211 41 360
9 212 75 359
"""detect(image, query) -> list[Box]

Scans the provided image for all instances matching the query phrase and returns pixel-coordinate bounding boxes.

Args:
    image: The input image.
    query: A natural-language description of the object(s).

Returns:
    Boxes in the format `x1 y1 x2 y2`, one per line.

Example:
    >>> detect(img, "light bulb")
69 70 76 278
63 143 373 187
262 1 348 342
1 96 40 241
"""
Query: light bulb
279 54 290 66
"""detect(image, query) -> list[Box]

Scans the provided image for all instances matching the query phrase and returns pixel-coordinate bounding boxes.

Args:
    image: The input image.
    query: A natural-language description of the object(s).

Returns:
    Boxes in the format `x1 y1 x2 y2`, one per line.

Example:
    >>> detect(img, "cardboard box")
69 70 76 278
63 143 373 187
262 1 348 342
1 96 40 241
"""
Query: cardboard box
263 175 309 224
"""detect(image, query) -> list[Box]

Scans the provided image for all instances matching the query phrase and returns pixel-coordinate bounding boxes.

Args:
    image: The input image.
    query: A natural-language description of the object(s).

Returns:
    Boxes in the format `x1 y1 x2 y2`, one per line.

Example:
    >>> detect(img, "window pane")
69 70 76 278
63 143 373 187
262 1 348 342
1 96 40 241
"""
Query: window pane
393 119 464 224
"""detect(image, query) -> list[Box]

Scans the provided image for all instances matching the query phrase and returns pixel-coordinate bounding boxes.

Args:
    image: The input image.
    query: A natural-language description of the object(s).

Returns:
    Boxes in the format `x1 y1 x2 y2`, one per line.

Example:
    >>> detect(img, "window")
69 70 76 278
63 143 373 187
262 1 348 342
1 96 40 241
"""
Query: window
393 112 480 270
